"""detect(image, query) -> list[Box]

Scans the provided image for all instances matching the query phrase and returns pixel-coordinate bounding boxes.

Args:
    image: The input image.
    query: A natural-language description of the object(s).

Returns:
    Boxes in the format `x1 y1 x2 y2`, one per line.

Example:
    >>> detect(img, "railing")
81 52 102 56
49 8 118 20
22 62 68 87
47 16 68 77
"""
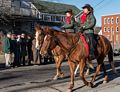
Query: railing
40 13 65 23
0 0 66 23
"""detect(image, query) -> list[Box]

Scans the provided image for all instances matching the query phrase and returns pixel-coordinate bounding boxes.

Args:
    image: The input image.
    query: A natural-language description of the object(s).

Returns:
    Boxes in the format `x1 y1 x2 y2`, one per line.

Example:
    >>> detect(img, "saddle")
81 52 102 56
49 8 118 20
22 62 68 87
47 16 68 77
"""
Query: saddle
79 33 100 58
83 34 99 48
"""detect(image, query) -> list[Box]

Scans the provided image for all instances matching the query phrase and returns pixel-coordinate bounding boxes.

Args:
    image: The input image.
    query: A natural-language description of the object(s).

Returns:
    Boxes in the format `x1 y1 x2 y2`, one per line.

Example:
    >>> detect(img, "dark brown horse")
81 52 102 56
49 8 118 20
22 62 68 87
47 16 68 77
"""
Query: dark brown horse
40 27 116 92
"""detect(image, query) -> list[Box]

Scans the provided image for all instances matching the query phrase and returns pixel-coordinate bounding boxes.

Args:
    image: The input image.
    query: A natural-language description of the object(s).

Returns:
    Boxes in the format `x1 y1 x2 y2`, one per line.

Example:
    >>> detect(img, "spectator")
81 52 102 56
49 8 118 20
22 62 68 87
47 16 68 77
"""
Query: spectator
2 32 12 68
27 35 33 65
12 34 21 67
20 33 27 66
10 34 16 66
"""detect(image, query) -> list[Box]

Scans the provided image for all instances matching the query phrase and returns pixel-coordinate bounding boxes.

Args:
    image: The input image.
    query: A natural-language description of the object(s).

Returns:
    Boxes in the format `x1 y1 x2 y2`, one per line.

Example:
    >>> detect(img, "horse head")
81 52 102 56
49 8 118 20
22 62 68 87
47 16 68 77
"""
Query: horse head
40 27 58 57
35 24 45 51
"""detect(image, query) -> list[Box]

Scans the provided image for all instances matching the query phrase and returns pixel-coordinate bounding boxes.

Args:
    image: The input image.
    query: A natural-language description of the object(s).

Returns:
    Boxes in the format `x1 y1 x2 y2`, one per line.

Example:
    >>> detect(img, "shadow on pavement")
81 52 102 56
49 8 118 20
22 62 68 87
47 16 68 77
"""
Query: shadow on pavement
73 60 120 91
0 63 6 70
0 75 22 81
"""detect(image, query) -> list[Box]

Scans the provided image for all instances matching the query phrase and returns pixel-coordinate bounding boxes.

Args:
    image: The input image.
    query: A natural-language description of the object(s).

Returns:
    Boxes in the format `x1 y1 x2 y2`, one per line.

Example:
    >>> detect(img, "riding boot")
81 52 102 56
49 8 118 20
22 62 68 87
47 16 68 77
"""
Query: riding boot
87 33 95 60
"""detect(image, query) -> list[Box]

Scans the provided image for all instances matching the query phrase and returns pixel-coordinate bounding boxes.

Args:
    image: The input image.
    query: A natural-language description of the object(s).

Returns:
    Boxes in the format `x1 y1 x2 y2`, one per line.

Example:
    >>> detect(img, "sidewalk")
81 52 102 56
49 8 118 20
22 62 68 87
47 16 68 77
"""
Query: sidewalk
0 55 5 63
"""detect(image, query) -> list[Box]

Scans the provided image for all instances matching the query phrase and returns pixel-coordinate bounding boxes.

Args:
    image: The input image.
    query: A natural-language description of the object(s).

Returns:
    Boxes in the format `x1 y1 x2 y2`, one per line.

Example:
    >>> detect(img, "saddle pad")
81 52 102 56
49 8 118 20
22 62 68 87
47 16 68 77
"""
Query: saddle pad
79 33 89 57
52 26 61 31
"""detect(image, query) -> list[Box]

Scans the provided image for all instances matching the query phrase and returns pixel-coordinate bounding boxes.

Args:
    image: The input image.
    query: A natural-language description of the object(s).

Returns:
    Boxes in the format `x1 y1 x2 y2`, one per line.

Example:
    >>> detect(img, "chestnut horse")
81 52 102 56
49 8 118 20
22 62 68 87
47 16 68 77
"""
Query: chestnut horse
40 27 116 92
35 25 93 80
35 25 67 80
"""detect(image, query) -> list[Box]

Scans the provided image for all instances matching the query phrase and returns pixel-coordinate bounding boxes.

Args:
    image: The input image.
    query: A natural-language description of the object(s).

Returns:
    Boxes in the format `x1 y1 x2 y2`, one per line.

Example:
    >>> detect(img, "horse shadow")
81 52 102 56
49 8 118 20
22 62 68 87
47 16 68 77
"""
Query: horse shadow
72 60 120 91
0 63 6 70
0 75 22 81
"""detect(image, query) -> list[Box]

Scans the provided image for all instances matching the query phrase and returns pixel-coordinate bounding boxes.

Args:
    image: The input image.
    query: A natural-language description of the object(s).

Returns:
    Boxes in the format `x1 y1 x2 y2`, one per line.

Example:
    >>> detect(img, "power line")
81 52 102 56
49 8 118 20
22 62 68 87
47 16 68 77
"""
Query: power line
94 0 112 11
94 0 105 8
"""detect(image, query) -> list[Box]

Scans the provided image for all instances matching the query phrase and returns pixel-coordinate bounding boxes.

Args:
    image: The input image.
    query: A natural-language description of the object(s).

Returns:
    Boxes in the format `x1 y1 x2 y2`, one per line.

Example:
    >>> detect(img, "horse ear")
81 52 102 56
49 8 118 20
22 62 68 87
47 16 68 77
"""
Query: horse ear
45 27 53 35
35 24 42 31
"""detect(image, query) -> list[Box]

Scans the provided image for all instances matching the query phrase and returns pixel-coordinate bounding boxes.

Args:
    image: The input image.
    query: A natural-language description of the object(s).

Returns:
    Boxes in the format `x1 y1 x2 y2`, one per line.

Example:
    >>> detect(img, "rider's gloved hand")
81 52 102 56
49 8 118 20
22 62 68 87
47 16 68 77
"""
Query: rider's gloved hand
79 27 84 33
61 26 65 30
61 26 66 32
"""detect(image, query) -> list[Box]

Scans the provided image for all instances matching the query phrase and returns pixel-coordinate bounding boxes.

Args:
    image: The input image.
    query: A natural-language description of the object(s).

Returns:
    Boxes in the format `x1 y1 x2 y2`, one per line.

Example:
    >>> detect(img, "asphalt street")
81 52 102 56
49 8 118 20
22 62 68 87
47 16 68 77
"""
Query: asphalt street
0 55 120 92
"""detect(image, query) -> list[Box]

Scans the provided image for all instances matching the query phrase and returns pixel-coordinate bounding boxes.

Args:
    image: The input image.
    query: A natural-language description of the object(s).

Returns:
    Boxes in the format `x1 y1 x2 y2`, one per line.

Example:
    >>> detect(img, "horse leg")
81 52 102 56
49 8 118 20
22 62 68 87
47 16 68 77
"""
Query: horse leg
102 63 108 84
57 55 64 78
90 63 101 86
67 60 76 92
53 55 64 80
91 57 103 84
79 59 92 86
85 61 91 76
85 67 90 76
110 62 117 73
85 59 94 76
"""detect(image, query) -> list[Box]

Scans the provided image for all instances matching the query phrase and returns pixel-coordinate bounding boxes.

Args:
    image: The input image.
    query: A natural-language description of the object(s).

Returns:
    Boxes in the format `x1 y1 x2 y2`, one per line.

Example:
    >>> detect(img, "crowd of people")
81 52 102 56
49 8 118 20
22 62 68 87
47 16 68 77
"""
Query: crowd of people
2 32 34 68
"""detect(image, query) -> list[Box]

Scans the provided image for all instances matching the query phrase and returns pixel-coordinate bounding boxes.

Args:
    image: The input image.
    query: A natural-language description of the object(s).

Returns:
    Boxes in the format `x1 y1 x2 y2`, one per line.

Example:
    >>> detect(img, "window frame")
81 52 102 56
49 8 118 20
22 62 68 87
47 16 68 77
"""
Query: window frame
111 17 114 24
108 27 110 32
116 17 119 24
104 18 107 24
108 18 111 24
116 26 119 32
104 27 107 32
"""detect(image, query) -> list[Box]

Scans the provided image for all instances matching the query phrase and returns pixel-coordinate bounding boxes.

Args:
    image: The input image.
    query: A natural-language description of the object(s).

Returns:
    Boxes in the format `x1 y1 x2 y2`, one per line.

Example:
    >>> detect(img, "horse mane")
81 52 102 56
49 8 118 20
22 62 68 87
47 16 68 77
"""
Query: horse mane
44 27 83 55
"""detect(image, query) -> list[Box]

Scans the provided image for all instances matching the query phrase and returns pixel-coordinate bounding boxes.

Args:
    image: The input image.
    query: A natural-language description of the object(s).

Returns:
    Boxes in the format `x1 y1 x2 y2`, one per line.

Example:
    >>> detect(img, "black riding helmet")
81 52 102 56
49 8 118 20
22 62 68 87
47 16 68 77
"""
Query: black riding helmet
65 9 73 15
82 4 94 13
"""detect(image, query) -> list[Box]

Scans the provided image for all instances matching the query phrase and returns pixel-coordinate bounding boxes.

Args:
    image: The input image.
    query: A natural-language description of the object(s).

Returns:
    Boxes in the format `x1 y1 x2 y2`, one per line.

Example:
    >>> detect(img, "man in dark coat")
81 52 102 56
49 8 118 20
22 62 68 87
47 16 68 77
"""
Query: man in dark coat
13 35 21 67
78 4 96 60
20 33 27 66
27 35 33 65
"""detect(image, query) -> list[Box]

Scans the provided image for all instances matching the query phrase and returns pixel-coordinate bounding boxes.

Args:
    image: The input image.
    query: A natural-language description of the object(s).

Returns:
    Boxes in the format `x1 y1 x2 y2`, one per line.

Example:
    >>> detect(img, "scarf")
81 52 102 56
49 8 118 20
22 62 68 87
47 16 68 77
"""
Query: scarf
66 16 71 24
80 13 87 24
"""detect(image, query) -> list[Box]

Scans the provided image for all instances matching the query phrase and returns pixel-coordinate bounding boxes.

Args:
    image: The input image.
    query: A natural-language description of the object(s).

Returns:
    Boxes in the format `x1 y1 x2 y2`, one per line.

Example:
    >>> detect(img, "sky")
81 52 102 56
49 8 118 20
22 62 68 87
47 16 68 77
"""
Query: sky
49 0 120 26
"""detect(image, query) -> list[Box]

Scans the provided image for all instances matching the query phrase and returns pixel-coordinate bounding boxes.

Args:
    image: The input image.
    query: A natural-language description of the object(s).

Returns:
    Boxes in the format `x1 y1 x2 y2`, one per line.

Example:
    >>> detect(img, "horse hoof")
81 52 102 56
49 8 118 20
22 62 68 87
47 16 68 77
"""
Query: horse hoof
67 89 72 92
87 82 94 88
60 74 64 78
103 80 108 84
53 76 58 80
85 71 90 76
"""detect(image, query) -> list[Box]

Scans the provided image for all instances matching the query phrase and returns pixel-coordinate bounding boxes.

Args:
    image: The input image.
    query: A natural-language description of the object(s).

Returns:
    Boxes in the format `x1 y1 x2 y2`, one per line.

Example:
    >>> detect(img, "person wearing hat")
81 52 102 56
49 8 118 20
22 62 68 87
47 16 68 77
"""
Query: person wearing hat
61 9 76 33
78 4 96 60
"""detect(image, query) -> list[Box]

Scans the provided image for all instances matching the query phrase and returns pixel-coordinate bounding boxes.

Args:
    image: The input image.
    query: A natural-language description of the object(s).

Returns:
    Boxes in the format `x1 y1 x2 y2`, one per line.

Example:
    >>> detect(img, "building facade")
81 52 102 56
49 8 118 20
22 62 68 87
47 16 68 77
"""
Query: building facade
0 0 80 34
0 0 80 54
102 14 120 49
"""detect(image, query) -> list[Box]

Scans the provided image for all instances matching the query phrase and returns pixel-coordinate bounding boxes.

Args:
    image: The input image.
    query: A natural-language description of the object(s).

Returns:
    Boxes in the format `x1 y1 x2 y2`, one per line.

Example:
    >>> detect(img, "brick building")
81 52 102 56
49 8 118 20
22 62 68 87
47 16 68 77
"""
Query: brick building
102 14 120 49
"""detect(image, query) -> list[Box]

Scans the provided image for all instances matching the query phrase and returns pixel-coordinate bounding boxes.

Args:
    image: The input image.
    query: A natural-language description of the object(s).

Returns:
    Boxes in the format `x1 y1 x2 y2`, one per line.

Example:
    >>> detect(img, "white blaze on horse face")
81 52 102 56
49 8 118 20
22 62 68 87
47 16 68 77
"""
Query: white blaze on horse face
44 35 48 42
35 31 40 49
35 31 39 40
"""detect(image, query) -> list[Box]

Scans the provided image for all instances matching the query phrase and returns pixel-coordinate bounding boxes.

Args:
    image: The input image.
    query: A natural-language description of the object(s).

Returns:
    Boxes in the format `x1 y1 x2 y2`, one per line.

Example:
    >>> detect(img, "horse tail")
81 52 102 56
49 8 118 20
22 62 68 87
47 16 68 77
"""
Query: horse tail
108 44 113 62
108 44 116 73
